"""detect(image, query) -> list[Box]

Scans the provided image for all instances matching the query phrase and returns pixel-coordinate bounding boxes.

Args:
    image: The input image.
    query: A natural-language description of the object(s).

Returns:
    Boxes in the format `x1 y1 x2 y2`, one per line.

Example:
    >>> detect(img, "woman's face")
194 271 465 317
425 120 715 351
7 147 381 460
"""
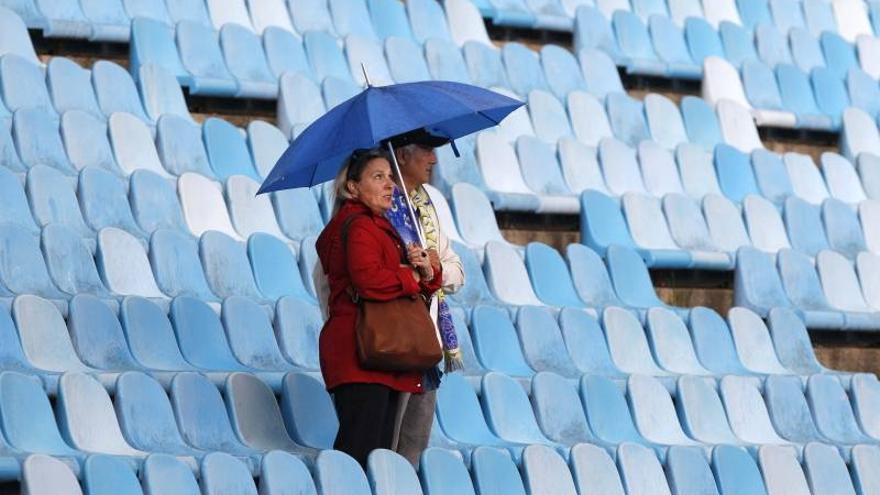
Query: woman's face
348 157 395 214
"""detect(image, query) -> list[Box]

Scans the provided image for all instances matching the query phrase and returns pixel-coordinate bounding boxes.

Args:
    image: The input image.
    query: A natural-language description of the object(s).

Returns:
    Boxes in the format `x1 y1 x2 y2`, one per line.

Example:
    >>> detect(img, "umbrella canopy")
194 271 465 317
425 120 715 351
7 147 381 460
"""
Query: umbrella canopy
257 80 524 194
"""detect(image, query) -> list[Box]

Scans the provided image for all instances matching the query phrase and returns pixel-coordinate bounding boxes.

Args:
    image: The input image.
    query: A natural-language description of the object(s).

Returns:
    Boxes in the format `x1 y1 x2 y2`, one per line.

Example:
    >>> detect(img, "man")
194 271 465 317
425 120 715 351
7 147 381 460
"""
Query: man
387 129 466 468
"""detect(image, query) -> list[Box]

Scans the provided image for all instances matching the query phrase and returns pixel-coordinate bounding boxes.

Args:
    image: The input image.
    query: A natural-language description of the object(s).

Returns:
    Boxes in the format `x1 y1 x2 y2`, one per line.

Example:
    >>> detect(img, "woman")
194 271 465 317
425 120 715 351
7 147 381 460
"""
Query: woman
315 148 442 467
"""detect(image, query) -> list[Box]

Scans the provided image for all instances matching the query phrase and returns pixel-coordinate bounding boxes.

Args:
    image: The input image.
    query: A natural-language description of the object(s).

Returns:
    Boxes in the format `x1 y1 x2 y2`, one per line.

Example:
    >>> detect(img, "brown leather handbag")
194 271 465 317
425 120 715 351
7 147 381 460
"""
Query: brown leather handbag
343 215 442 372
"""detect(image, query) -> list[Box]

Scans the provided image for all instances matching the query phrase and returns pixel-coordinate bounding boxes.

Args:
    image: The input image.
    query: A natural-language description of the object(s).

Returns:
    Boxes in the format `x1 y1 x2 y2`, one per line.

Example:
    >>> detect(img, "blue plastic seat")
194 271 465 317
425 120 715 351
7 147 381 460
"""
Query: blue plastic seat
470 447 527 495
580 374 654 448
763 375 825 443
676 375 742 445
750 150 793 206
322 76 360 108
531 372 598 446
224 373 311 455
645 307 711 375
141 454 200 495
0 168 33 234
821 31 857 79
422 39 469 83
744 195 792 252
516 137 577 211
175 20 237 96
684 17 724 64
367 450 422 495
263 28 311 82
78 167 145 236
166 0 210 24
606 94 650 148
226 176 287 239
200 231 274 302
579 189 640 258
303 30 353 85
574 6 622 62
13 108 75 174
622 192 694 268
607 245 689 315
481 372 565 450
108 112 172 178
219 24 277 98
0 371 81 459
169 296 250 371
12 294 93 374
807 374 872 443
200 452 258 495
406 0 451 43
810 67 848 127
462 42 508 89
115 371 204 458
851 445 880 495
203 118 260 180
329 0 377 39
79 0 130 42
246 120 287 179
60 110 118 174
222 297 293 371
247 234 310 301
858 251 880 310
540 45 586 101
527 90 572 146
668 447 724 495
46 58 101 117
521 445 578 495
850 374 880 439
617 443 674 495
169 372 262 461
769 0 805 32
629 374 706 448
714 145 760 204
740 60 799 128
803 0 836 35
367 0 413 40
789 29 825 73
502 43 549 97
720 21 758 68
776 248 848 329
703 194 752 255
577 48 623 100
123 0 170 24
756 24 792 66
613 11 667 77
420 448 476 495
344 35 393 87
822 152 868 204
643 95 688 152
0 224 64 301
603 307 674 377
259 450 317 495
119 296 196 372
130 17 188 87
21 455 83 495
41 225 110 299
57 372 147 458
863 200 880 254
516 306 581 376
96 227 166 298
524 242 585 308
776 63 834 130
271 189 324 242
0 7 40 61
277 73 324 138
667 0 702 25
663 193 733 269
719 375 791 445
783 197 829 257
712 445 770 495
736 0 770 28
247 0 294 34
450 183 510 247
290 0 335 33
675 147 720 199
734 247 796 318
567 92 614 149
91 60 150 122
149 229 217 301
298 236 320 299
564 244 625 311
597 139 646 196
727 307 794 374
384 37 430 84
841 107 880 161
650 15 701 79
68 293 141 370
803 443 858 495
823 198 867 258
680 96 722 151
279 372 337 449
783 152 830 204
557 137 609 195
154 115 212 176
470 305 535 377
129 170 187 233
0 55 54 117
847 68 880 120
817 249 880 325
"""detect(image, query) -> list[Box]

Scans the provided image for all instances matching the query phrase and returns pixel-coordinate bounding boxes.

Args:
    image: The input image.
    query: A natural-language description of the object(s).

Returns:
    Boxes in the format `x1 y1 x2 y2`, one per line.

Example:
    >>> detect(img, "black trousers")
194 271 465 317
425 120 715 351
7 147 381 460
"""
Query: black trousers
332 383 401 467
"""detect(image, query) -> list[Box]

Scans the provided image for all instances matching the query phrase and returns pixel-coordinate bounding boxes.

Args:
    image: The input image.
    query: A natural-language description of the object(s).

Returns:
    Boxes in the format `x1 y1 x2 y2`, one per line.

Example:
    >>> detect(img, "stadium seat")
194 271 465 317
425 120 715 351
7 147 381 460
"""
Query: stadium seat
713 447 769 495
666 446 723 495
247 234 310 301
810 67 849 127
524 242 585 308
297 237 320 298
46 58 100 117
640 143 685 196
716 145 761 204
268 189 324 243
463 42 508 90
563 243 624 310
703 0 742 27
758 446 811 495
763 375 826 443
851 445 880 494
128 170 186 234
0 224 60 303
225 373 311 455
719 21 758 68
667 0 703 25
141 454 201 495
650 15 702 79
607 246 690 316
822 152 868 204
200 231 266 302
279 372 337 449
808 374 872 443
227 177 287 240
820 31 857 79
246 121 286 179
41 224 110 299
646 307 712 375
475 132 541 211
13 108 75 174
270 298 320 370
858 251 880 310
27 165 93 239
175 20 237 96
423 39 469 83
768 307 833 374
96 227 165 298
452 185 525 246
148 229 217 301
684 17 724 64
262 30 310 82
703 201 753 261
803 443 860 495
516 306 582 376
169 372 261 461
617 443 673 495
735 0 769 28
219 24 277 99
662 194 733 268
861 154 880 201
702 58 750 110
576 49 622 101
200 452 258 495
481 372 567 451
385 37 430 83
171 295 254 371
119 296 197 372
573 6 619 57
205 0 254 31
79 0 130 42
750 150 793 206
406 0 450 43
857 35 880 79
204 120 260 180
60 111 118 174
446 0 493 46
783 152 829 204
629 374 706 447
622 193 694 268
680 96 723 151
579 189 642 256
277 73 324 138
470 305 535 377
783 197 829 257
468 448 527 495
842 107 880 160
108 112 171 178
558 137 610 194
851 374 880 438
306 29 354 83
539 45 585 101
741 60 799 127
676 375 742 444
503 43 551 97
322 76 360 108
0 167 34 233
580 374 653 448
154 116 212 176
528 91 572 146
223 297 294 371
817 249 880 323
566 92 613 148
290 0 335 34
776 64 834 130
78 167 144 236
67 293 142 370
719 375 791 445
129 17 188 88
823 198 867 258
800 0 835 34
608 93 653 149
613 11 667 76
123 0 170 24
598 138 647 195
420 448 477 495
734 247 798 317
366 450 422 495
756 24 793 66
743 195 791 252
57 372 147 457
14 292 94 375
91 61 150 123
248 0 294 34
0 7 39 62
21 455 82 495
776 248 851 329
603 307 675 377
643 95 687 151
177 173 241 238
769 0 806 32
727 307 795 374
345 35 393 87
518 445 577 495
114 371 205 457
716 100 764 152
531 372 599 446
0 55 54 118
259 450 317 495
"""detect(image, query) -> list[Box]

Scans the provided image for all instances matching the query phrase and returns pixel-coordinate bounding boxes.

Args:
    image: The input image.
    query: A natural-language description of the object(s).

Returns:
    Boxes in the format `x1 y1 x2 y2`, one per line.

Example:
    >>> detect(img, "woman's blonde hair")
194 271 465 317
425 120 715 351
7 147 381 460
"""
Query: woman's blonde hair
331 147 393 214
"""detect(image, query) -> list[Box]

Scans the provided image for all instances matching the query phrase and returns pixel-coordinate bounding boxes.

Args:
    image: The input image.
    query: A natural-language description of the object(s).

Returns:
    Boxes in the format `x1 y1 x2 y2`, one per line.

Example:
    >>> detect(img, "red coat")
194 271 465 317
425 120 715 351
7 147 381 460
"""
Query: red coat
316 199 442 393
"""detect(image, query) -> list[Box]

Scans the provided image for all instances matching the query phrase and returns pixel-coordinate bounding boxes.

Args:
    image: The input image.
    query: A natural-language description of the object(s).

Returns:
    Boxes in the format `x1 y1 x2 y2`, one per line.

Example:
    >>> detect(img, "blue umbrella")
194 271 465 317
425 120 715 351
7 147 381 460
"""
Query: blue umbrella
256 80 524 195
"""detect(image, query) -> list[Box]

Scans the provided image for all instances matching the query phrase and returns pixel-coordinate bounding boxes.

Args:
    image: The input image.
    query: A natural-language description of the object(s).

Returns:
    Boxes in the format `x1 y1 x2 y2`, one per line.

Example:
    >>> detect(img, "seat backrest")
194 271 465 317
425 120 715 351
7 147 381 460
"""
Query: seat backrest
711 445 770 495
803 443 857 495
613 10 659 63
852 445 880 495
13 107 75 175
677 375 740 444
650 15 695 67
521 445 578 495
848 67 880 118
481 372 551 444
200 452 258 495
344 34 392 86
622 192 681 251
602 307 667 375
783 152 829 204
776 63 823 117
680 96 723 151
0 55 55 116
816 249 874 311
120 296 193 371
291 0 335 34
580 190 637 255
666 446 721 495
450 183 506 246
783 197 829 257
225 372 302 451
527 89 572 144
776 248 837 313
823 197 867 258
743 195 790 252
248 0 293 34
716 99 764 153
756 24 792 66
156 114 213 177
767 307 824 373
96 227 165 297
262 27 310 81
385 36 431 83
646 307 709 374
436 371 507 445
129 169 187 233
524 242 584 308
21 455 83 495
558 307 622 375
272 188 325 241
47 57 101 117
149 228 217 301
42 224 107 298
598 138 646 195
702 194 751 253
12 295 88 372
248 233 311 301
222 296 289 369
178 172 241 238
643 93 688 151
445 0 492 46
226 176 286 240
628 374 695 444
727 306 792 374
662 193 717 251
605 245 665 308
483 241 544 306
141 454 201 495
92 60 150 121
78 166 143 234
580 374 645 444
68 294 139 369
470 305 535 377
842 107 880 160
169 295 247 370
531 371 594 444
0 223 61 298
475 131 533 196
203 118 259 180
763 375 823 443
470 447 527 495
516 135 569 199
715 144 760 203
577 48 623 99
677 143 722 199
114 371 194 454
639 141 685 196
424 39 470 83
617 443 673 495
567 92 613 148
259 450 317 495
857 251 880 310
420 448 477 495
503 43 550 97
808 373 870 443
274 296 321 370
138 63 191 122
540 45 586 101
0 7 39 62
108 111 171 178
719 375 787 443
367 449 422 495
59 110 117 174
759 445 812 495
569 443 625 495
689 306 748 374
280 372 337 449
407 0 451 43
751 149 793 205
303 30 352 87
0 371 79 455
720 21 758 67
605 93 650 147
822 152 867 204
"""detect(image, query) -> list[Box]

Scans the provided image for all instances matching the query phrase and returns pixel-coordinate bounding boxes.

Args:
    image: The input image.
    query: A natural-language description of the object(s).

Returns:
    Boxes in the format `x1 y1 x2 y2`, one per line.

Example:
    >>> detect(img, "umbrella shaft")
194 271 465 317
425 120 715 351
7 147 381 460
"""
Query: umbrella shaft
386 141 426 246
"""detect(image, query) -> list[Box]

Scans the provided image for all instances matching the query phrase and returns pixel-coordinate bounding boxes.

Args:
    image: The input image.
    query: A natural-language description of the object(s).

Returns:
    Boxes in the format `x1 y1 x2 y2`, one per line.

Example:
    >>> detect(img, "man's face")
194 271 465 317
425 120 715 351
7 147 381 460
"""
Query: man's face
401 145 437 187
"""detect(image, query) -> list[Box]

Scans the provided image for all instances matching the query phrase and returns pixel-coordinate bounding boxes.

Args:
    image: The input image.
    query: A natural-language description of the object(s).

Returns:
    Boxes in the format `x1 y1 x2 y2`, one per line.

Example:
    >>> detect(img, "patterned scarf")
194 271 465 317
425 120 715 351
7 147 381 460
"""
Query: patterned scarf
386 186 464 373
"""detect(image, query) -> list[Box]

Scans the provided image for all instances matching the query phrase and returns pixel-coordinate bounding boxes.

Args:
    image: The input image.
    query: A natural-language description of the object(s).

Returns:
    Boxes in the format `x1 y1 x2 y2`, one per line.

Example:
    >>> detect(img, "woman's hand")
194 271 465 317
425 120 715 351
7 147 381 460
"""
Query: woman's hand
407 244 434 281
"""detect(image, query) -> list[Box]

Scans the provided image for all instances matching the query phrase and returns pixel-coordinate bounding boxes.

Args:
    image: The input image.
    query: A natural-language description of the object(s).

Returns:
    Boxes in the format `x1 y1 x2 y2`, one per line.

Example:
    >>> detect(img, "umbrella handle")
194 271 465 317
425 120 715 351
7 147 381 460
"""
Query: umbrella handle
386 141 427 247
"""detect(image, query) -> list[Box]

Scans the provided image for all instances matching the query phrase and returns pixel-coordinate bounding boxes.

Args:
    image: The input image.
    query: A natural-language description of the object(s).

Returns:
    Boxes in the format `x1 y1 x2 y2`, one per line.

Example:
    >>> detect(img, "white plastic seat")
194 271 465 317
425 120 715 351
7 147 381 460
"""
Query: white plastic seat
177 173 243 240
